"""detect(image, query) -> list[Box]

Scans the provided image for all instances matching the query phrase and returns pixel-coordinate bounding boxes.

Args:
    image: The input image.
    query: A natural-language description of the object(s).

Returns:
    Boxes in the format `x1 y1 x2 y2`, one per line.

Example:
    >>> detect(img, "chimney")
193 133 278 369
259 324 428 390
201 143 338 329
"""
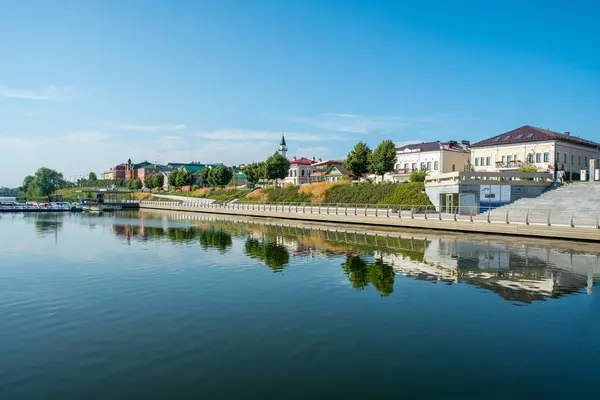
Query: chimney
293 156 297 160
461 140 470 146
319 158 322 162
565 131 570 136
312 156 316 161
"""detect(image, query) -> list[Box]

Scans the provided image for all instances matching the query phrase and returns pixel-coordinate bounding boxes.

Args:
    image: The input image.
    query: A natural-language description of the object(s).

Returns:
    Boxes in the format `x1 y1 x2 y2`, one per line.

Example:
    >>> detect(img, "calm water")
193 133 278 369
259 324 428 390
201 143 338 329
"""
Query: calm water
1 211 600 399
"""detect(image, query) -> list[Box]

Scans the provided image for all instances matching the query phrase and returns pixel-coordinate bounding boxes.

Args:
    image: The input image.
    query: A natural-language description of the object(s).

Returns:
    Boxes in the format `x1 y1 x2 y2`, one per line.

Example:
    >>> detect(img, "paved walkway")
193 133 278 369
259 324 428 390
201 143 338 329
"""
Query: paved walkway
151 194 215 203
138 201 600 242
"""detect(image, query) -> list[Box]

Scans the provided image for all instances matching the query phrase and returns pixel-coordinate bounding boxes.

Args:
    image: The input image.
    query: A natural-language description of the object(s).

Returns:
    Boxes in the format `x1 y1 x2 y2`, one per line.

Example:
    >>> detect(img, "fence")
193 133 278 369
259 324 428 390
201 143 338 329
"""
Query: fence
138 200 600 229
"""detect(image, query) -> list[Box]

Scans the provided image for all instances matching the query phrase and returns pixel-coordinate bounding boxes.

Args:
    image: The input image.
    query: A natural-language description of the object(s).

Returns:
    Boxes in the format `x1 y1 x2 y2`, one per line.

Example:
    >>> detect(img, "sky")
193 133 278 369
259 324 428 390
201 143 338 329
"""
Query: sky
1 0 599 187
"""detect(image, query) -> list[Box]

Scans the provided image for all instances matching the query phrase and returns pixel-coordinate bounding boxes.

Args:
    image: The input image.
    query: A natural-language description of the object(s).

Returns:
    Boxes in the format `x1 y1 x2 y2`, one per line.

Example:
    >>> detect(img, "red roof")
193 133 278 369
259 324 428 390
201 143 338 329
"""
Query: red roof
471 125 600 149
290 157 313 165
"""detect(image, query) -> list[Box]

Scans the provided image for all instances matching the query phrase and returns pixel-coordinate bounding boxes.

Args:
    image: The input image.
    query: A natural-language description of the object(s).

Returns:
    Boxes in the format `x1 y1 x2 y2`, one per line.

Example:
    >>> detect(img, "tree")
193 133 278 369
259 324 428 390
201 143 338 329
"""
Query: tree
133 178 143 190
20 175 35 193
154 173 164 189
88 172 97 181
176 169 194 187
264 152 290 186
199 168 211 186
245 162 264 186
369 140 396 182
23 167 65 199
410 170 427 183
211 165 233 188
168 170 179 188
345 141 372 179
144 175 155 189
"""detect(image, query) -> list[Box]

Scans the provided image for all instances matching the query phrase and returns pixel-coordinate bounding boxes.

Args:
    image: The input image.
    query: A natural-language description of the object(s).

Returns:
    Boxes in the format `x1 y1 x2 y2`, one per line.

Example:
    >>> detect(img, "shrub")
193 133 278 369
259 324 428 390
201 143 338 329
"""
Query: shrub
410 170 427 182
379 182 433 208
324 182 397 204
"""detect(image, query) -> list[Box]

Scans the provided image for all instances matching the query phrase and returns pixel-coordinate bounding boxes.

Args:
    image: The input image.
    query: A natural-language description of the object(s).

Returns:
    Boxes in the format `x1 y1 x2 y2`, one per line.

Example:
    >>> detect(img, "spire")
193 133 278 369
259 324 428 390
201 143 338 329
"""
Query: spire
278 133 288 158
280 134 286 146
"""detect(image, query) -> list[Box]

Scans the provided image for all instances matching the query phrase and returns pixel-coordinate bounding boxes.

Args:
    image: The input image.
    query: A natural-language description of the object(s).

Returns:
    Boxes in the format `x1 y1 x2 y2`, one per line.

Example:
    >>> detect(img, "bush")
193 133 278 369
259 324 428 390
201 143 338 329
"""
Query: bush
192 185 199 191
410 170 427 182
379 182 433 208
324 182 397 204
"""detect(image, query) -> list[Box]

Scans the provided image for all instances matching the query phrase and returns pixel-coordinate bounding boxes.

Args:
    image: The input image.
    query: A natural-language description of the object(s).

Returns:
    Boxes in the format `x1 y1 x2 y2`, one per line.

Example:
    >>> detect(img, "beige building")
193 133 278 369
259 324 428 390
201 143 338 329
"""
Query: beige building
470 125 600 180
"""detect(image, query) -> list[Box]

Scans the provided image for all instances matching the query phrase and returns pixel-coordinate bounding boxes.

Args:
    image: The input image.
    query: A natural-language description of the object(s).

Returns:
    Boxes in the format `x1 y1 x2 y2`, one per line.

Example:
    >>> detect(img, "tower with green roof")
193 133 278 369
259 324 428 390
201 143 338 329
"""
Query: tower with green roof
278 133 288 158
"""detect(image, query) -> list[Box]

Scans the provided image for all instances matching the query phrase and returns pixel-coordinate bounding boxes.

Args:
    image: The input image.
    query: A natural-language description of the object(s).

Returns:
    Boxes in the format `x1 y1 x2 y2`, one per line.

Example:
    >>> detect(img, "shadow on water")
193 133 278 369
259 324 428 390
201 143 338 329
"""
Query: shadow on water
52 210 600 304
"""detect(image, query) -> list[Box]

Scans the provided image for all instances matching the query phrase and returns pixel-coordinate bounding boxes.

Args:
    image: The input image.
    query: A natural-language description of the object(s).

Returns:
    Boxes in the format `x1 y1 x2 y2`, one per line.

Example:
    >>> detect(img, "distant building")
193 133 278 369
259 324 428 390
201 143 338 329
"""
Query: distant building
394 140 471 178
125 159 153 180
310 159 350 182
167 162 222 174
470 125 600 180
285 156 313 185
137 164 171 184
101 163 126 181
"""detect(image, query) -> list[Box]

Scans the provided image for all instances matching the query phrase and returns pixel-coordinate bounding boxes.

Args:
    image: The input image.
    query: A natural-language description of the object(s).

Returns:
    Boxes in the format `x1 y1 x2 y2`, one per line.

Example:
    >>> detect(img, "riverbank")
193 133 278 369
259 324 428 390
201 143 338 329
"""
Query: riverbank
138 201 600 242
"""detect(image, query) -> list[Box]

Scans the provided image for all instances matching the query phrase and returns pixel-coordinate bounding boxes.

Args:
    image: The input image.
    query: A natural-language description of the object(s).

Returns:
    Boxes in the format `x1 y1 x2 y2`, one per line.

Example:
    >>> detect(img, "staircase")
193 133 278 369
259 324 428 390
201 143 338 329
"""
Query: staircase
489 182 600 225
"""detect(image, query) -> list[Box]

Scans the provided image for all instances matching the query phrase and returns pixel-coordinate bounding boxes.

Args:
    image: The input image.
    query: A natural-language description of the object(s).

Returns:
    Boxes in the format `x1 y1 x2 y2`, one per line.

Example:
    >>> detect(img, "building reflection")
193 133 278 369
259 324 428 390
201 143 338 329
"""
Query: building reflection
117 211 600 303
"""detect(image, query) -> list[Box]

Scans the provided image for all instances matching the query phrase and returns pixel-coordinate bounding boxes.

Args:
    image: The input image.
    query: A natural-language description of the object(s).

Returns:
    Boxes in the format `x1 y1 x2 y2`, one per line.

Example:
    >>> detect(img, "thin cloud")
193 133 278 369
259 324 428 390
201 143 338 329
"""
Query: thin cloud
116 124 187 132
0 85 72 101
196 129 343 142
294 113 435 134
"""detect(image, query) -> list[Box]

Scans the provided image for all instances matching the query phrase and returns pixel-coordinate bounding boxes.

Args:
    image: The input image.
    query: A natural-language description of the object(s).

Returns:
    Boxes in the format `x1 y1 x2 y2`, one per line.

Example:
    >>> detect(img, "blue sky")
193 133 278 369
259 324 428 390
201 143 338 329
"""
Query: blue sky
1 0 599 186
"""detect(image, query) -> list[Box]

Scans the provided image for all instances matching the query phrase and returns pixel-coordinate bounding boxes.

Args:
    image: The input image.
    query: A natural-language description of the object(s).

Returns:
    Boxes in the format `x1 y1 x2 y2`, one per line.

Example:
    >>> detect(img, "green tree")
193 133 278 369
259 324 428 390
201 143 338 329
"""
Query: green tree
369 140 396 182
264 152 290 186
154 173 164 189
245 162 264 186
20 175 35 193
199 168 211 186
341 255 395 297
88 172 97 181
24 168 65 199
168 170 179 188
133 178 143 190
211 165 233 188
244 237 290 272
345 141 372 179
144 175 155 189
176 169 194 187
410 170 427 182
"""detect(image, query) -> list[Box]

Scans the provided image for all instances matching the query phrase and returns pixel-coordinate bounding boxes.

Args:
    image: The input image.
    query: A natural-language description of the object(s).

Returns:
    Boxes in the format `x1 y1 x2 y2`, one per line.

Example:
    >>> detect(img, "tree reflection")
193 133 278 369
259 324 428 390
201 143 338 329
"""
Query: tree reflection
244 237 290 272
167 227 198 244
341 255 395 296
199 228 233 253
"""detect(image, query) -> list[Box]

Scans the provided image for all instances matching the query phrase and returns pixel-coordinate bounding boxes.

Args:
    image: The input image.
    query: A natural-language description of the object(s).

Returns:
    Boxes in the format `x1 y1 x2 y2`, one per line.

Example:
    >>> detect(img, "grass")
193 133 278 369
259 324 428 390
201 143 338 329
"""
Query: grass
325 182 397 204
167 187 250 202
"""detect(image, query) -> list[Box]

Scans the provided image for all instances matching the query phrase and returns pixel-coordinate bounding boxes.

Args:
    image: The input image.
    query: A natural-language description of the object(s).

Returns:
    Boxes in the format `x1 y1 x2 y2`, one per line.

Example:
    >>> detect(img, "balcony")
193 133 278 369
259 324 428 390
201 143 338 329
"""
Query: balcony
495 160 524 170
393 168 414 174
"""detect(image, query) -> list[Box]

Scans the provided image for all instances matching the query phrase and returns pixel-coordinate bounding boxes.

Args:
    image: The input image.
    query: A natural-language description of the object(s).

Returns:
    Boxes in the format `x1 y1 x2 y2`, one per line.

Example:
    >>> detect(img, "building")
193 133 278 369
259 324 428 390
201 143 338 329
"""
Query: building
101 163 126 181
137 164 171 184
125 159 153 180
278 134 288 158
285 157 313 185
394 140 471 177
167 162 222 174
310 159 351 182
470 125 600 180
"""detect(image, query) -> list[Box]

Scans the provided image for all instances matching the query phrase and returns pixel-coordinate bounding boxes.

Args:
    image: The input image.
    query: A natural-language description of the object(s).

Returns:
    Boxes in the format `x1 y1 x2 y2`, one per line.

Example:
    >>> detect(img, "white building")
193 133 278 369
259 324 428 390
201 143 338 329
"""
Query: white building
470 125 600 180
394 140 471 176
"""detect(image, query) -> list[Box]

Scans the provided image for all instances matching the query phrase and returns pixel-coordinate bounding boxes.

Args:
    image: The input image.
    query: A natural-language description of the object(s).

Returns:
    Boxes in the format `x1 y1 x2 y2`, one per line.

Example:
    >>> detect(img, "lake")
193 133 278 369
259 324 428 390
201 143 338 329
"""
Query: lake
1 210 599 399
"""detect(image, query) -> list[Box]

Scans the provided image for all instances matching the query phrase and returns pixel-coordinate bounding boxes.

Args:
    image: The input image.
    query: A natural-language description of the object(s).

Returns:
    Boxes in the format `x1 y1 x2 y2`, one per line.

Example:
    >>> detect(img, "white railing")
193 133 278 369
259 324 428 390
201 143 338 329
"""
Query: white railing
137 200 600 229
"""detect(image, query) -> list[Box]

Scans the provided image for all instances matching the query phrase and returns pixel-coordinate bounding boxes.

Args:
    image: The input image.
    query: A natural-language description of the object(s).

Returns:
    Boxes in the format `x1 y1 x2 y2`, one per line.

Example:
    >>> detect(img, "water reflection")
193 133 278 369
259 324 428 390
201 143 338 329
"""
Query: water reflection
24 210 599 304
244 237 290 272
341 255 395 296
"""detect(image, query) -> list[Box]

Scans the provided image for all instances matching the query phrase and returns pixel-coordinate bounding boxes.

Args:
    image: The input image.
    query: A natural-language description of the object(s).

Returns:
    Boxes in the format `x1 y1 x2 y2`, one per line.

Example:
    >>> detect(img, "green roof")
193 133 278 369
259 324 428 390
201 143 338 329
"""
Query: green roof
280 134 286 146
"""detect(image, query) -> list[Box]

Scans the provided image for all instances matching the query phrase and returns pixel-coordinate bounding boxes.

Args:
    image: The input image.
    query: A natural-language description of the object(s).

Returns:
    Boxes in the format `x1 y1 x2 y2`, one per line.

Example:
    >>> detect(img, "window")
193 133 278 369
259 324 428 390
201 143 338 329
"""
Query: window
503 136 511 140
493 137 501 142
565 153 568 164
412 163 416 170
513 153 518 161
289 170 292 177
434 161 439 171
579 156 581 166
527 153 534 163
420 162 426 170
507 155 512 163
293 170 297 177
452 164 456 172
535 153 541 163
543 152 550 162
426 161 432 170
571 154 574 164
526 133 534 139
486 156 491 166
475 157 480 166
395 164 400 169
301 169 305 177
585 157 588 167
404 163 409 170
556 152 560 162
502 155 506 165
515 134 523 139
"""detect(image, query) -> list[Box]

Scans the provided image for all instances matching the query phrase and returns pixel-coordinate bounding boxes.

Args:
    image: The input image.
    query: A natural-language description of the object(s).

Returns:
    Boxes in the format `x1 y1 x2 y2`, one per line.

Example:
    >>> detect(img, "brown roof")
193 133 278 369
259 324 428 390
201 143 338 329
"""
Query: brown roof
471 125 600 149
396 141 469 153
290 157 313 165
311 171 327 177
327 164 351 176
311 159 343 167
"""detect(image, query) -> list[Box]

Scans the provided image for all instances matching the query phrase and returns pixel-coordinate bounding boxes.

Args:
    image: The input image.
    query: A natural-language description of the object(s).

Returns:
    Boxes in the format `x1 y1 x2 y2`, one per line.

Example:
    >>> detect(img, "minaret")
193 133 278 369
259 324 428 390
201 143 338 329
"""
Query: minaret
278 133 288 158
